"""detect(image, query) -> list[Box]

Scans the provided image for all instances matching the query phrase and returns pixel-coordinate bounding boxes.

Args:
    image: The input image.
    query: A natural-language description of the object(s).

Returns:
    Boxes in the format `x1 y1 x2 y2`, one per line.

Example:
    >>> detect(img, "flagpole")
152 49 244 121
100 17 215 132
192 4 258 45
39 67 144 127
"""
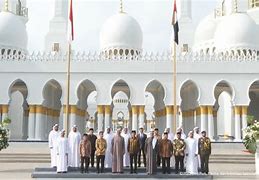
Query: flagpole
65 43 71 137
173 41 177 134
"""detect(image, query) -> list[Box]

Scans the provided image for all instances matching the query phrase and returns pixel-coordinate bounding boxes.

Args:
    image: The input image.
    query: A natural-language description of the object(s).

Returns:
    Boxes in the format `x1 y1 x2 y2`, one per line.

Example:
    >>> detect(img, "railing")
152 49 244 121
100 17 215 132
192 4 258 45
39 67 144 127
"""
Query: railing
0 49 258 63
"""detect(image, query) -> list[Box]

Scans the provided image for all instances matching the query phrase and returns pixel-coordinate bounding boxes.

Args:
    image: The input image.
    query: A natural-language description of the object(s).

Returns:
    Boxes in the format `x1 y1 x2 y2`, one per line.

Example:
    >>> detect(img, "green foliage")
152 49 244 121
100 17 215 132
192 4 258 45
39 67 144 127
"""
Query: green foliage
0 117 11 151
243 116 259 154
247 115 255 126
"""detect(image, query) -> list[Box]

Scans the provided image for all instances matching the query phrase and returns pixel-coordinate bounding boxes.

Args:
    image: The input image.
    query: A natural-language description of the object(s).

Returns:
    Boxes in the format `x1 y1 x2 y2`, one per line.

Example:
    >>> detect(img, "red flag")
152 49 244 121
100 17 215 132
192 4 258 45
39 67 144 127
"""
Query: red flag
68 0 74 42
172 0 179 44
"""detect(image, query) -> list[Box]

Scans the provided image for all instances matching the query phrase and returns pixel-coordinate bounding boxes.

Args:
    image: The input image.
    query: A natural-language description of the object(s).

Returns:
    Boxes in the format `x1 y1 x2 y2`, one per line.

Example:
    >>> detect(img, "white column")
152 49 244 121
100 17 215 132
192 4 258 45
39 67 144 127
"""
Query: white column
166 106 173 130
104 105 111 129
27 105 36 140
132 106 138 131
97 105 104 132
138 106 145 129
200 106 208 132
256 140 259 175
195 107 201 128
207 106 214 140
234 106 241 141
241 106 248 139
1 105 8 121
35 105 46 141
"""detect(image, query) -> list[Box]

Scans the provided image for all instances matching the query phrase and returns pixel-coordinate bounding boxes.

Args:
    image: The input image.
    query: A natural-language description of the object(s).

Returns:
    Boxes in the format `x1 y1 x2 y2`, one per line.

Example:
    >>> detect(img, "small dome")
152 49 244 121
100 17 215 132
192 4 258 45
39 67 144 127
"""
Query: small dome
100 13 143 52
214 13 259 52
0 11 27 51
193 14 221 53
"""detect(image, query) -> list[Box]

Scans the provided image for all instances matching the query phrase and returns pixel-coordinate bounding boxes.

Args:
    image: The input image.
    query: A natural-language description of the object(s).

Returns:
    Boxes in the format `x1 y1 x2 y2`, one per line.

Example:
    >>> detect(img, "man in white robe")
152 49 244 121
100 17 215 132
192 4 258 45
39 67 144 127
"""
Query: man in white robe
48 124 59 168
56 130 69 173
104 127 114 168
121 127 131 167
185 131 198 174
68 125 81 167
193 127 201 170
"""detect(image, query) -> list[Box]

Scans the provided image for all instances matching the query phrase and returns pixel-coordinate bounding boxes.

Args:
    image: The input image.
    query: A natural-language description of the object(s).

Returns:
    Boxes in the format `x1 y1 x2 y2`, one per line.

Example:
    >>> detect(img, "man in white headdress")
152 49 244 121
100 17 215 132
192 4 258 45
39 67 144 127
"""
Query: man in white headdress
56 130 69 173
48 124 59 168
164 128 174 141
174 127 186 139
193 127 201 140
104 127 114 168
185 131 198 174
193 127 201 170
121 127 131 167
68 125 81 167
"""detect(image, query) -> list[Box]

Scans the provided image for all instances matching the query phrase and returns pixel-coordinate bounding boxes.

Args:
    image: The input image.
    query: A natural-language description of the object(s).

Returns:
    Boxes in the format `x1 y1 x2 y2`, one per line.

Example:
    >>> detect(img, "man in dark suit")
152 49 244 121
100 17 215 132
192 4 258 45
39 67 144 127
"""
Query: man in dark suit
137 127 147 167
87 128 97 168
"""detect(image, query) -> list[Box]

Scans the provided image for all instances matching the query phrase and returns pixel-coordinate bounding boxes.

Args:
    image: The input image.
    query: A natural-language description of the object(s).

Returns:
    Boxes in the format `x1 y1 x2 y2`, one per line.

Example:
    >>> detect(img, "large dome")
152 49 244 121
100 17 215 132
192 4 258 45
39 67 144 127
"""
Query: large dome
0 11 28 52
214 13 259 52
100 13 143 54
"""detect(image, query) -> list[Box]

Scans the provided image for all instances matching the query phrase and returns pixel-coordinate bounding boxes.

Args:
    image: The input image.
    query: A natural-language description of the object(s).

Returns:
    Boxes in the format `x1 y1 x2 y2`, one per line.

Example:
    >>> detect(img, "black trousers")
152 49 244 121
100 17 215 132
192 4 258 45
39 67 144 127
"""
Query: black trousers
90 150 95 167
130 153 138 173
175 155 184 174
162 157 171 174
138 147 146 167
96 155 105 173
200 154 209 174
81 156 90 172
157 154 161 167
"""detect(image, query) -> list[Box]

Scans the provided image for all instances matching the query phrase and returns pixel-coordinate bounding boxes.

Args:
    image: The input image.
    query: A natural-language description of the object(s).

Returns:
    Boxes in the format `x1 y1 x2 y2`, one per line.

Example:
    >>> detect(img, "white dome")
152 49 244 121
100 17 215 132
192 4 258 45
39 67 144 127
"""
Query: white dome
0 11 27 51
100 13 143 51
194 14 217 45
214 13 259 52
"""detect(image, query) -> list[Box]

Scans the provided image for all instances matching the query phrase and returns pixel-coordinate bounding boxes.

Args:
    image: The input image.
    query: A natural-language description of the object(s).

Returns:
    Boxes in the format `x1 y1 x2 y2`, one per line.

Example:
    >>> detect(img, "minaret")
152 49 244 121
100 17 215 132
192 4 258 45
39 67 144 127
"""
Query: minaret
45 0 68 53
179 0 192 22
178 0 193 51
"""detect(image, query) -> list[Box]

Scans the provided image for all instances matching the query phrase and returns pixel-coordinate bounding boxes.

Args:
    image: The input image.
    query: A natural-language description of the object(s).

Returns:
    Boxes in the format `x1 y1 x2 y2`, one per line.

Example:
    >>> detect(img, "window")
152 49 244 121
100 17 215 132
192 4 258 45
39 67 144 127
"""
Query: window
53 43 60 52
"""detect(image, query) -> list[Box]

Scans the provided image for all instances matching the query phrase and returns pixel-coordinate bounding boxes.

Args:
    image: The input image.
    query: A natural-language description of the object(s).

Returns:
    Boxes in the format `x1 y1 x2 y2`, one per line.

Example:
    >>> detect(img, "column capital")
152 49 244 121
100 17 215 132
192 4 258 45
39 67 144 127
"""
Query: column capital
207 106 213 115
139 105 145 115
29 105 36 113
234 106 242 115
2 105 9 113
36 105 47 114
105 105 111 114
241 106 248 115
97 105 104 114
132 105 139 115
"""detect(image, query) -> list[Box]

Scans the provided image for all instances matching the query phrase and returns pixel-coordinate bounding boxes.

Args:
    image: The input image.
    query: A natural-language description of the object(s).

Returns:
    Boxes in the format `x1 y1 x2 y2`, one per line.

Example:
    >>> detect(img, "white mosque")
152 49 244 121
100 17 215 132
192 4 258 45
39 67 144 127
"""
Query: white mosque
0 0 259 143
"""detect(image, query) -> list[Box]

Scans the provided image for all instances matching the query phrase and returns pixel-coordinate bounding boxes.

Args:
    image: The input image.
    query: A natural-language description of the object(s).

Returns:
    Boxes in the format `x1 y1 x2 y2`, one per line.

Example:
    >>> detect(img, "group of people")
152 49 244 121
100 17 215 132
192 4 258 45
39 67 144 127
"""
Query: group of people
48 124 211 175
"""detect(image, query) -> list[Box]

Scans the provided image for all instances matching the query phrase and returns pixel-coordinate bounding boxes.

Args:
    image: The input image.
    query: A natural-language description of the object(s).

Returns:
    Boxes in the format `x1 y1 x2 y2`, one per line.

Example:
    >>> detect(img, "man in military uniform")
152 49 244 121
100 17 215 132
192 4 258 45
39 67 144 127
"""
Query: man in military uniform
173 131 186 174
159 132 173 174
128 130 140 174
198 131 211 174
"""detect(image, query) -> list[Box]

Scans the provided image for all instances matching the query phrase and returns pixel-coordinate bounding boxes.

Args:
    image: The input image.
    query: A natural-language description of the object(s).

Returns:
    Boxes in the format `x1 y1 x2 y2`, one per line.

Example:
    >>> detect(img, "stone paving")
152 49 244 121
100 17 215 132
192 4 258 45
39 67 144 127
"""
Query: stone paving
0 142 258 179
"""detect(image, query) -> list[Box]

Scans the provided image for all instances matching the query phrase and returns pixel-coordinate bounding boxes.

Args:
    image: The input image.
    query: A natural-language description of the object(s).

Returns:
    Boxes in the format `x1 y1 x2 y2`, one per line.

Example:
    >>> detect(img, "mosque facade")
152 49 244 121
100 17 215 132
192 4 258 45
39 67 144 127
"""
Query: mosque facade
0 0 259 142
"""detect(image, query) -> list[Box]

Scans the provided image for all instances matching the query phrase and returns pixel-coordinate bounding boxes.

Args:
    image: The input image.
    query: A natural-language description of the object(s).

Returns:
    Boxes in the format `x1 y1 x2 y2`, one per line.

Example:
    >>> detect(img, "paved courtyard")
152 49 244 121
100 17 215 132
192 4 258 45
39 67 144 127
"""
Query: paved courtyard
0 142 258 179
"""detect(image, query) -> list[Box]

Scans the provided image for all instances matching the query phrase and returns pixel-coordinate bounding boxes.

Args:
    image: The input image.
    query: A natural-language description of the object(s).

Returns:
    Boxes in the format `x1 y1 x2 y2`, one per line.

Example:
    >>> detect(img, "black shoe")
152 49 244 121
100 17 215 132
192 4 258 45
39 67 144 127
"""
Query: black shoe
130 171 133 174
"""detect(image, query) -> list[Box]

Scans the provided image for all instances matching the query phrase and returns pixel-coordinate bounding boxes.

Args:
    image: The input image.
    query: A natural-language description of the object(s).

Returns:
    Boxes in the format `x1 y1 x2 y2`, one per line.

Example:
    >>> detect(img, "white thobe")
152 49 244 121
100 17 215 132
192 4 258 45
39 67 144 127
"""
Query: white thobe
104 133 114 168
48 130 59 167
121 133 131 167
56 137 69 172
68 131 81 167
185 137 198 174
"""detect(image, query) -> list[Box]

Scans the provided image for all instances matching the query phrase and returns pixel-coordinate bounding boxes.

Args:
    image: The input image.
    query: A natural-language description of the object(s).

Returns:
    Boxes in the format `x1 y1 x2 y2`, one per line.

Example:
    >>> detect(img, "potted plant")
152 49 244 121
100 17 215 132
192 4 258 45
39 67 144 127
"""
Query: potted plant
0 117 11 151
243 116 259 154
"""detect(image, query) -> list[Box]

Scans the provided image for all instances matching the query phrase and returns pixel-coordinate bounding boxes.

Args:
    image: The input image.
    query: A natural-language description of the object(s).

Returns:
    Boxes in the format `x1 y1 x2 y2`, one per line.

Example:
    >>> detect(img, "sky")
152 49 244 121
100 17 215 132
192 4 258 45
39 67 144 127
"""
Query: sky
25 0 219 52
